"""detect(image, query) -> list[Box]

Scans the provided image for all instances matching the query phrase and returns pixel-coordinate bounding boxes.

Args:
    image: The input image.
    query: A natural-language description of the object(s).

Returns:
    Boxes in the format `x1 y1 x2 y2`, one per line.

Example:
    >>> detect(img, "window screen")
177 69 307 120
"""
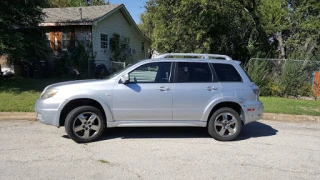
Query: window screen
212 63 242 82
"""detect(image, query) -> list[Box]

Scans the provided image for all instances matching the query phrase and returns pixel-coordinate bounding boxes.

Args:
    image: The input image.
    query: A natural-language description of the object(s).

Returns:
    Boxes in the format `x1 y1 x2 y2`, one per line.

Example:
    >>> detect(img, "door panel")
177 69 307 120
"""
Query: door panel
113 83 172 121
112 62 173 121
172 62 221 121
173 83 221 120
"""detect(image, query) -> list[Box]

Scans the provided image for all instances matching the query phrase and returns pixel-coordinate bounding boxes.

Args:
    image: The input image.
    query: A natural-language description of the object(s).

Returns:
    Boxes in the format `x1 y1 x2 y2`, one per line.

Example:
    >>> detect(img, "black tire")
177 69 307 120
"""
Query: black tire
65 106 106 143
208 107 242 141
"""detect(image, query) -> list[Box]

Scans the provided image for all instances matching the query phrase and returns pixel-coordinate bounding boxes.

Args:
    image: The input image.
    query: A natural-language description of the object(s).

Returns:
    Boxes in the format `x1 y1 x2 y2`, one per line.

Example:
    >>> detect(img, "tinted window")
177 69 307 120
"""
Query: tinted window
129 62 172 83
212 63 242 82
175 62 213 82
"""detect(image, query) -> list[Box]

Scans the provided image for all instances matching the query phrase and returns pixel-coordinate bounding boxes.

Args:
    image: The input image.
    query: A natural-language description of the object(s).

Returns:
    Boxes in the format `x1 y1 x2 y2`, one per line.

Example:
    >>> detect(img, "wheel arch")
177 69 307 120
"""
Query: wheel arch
59 97 113 127
202 99 244 124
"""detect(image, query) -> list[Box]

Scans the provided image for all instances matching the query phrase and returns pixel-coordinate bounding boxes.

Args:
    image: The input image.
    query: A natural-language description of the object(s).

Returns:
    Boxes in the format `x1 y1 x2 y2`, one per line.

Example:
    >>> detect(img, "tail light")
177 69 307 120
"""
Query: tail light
251 84 260 100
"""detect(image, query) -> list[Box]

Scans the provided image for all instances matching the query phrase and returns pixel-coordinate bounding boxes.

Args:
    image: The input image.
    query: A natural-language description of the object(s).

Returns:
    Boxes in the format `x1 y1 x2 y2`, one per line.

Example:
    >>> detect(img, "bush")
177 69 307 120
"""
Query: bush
53 41 93 78
276 61 312 97
245 59 314 97
245 60 273 96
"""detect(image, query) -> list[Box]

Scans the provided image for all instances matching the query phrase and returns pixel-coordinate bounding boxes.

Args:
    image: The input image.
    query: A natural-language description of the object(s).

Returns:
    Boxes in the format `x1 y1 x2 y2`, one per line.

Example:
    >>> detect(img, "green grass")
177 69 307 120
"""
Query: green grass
260 97 320 116
1 78 320 116
0 77 73 112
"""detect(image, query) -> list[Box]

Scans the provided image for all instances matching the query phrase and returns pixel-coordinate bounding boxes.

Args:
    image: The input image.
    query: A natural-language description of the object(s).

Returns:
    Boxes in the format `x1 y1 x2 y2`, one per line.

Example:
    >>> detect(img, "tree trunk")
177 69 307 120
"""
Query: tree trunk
276 32 286 59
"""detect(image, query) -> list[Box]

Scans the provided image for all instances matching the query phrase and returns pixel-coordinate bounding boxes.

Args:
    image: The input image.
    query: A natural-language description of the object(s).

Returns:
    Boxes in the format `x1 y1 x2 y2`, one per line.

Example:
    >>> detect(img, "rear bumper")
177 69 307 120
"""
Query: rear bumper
243 101 264 124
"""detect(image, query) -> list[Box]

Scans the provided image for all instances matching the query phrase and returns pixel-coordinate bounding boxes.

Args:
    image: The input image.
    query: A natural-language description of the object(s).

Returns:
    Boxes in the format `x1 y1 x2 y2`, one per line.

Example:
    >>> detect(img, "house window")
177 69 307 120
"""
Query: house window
100 34 108 49
62 28 71 50
141 42 145 52
45 32 50 48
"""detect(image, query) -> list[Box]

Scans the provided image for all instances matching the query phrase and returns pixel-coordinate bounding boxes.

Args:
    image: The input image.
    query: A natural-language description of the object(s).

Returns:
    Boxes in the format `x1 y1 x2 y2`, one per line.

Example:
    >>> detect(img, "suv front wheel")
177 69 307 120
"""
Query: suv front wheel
208 107 242 141
65 106 106 143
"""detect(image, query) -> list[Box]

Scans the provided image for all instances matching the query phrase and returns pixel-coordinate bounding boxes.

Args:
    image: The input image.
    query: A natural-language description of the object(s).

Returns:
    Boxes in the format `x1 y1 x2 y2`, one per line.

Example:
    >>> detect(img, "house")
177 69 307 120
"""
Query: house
40 4 150 70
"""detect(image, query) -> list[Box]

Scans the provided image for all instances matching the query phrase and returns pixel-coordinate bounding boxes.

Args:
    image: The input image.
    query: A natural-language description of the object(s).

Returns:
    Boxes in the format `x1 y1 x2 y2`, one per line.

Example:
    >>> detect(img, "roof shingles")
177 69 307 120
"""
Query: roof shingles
42 4 122 24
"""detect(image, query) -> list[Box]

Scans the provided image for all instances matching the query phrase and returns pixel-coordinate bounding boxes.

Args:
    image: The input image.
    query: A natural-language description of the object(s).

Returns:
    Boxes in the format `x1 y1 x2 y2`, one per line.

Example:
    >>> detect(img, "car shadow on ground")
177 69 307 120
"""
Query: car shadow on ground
236 121 278 141
62 121 278 142
62 122 278 142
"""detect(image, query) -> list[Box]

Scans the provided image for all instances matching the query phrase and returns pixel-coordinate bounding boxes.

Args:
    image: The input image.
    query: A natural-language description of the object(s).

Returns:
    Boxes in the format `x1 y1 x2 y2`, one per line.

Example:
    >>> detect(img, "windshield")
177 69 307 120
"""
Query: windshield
104 61 140 79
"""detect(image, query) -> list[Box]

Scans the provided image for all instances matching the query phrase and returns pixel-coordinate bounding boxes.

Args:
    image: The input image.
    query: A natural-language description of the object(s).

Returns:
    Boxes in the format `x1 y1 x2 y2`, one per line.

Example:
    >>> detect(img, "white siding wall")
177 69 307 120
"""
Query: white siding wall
92 10 149 69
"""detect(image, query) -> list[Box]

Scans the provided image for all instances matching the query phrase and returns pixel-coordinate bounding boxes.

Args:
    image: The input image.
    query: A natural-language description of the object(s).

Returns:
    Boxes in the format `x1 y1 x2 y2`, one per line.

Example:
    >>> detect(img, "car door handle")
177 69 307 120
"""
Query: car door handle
158 86 170 91
206 86 218 91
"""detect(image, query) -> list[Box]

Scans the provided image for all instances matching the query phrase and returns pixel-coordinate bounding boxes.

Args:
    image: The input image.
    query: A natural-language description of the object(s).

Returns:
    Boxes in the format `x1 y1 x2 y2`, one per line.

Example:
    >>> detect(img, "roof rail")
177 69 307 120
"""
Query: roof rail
153 53 233 60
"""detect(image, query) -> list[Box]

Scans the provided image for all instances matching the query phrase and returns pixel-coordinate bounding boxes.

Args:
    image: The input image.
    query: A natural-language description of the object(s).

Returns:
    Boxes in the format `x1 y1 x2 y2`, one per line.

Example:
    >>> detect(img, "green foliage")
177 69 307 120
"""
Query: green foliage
276 61 312 97
246 60 272 95
141 0 320 61
69 42 90 76
247 59 315 97
140 0 263 61
0 0 48 64
53 41 93 77
109 33 131 63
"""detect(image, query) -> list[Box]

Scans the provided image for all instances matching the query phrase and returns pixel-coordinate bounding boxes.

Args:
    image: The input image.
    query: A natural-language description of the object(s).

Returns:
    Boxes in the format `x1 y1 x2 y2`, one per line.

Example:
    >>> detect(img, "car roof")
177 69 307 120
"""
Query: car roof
145 53 241 65
140 58 240 65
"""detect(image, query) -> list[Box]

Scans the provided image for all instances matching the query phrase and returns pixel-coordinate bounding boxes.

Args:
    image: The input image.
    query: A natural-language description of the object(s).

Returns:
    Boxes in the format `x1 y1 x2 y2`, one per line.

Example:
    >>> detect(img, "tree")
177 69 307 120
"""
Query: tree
285 0 320 60
0 0 48 63
139 0 256 61
140 0 320 61
251 0 320 60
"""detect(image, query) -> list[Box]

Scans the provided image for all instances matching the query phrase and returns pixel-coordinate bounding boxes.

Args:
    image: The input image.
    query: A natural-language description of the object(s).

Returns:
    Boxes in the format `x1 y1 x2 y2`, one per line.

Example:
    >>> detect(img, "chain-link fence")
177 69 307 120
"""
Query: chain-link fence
245 58 320 97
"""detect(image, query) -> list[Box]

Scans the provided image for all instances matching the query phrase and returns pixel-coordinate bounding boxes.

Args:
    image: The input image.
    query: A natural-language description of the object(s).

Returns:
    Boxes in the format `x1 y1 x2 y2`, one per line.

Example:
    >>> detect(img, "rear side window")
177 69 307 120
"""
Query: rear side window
175 62 213 82
212 63 242 82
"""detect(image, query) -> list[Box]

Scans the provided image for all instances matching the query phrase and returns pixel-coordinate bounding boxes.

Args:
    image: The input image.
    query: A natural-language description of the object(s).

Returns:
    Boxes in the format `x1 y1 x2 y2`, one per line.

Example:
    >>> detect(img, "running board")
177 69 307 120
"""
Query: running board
107 121 207 128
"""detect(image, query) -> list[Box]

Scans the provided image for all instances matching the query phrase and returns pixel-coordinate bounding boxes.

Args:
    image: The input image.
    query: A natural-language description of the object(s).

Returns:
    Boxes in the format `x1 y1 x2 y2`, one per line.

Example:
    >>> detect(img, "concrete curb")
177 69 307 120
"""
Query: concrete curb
0 112 320 122
262 113 320 122
0 112 37 121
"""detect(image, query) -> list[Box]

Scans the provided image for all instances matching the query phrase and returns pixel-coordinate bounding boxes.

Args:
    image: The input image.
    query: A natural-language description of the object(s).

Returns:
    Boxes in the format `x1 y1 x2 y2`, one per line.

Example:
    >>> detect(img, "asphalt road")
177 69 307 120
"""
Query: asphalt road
0 119 319 180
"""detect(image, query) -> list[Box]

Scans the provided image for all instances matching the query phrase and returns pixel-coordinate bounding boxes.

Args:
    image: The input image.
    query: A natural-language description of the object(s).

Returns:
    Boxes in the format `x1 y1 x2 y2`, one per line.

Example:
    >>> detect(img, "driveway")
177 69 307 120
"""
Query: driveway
0 120 319 180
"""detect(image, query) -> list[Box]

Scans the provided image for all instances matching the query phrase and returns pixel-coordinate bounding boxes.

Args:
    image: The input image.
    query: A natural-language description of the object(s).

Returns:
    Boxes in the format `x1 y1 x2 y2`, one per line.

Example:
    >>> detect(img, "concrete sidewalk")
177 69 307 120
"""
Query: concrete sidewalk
0 112 320 122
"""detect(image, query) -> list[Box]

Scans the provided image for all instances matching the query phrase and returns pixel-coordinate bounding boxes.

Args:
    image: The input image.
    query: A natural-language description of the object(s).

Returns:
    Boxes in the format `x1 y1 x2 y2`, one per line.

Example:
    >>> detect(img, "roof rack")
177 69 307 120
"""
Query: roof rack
153 53 233 60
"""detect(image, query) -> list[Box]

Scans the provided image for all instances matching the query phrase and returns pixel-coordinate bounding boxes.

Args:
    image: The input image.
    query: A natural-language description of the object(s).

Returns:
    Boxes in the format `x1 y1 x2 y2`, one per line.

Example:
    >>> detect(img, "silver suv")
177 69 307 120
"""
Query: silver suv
35 53 263 143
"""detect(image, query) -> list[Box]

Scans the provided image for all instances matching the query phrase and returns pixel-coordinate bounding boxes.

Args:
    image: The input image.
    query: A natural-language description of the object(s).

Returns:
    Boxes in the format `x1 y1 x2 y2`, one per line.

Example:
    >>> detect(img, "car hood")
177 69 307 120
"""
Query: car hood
44 79 108 91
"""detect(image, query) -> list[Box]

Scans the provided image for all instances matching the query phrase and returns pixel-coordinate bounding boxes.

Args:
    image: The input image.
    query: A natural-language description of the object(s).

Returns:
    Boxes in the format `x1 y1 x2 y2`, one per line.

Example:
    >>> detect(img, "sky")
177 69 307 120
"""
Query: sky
108 0 147 24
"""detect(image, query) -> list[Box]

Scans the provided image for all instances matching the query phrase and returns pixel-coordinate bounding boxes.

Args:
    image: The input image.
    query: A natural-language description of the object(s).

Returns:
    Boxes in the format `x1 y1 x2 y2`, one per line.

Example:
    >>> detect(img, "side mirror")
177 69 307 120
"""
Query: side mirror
119 74 129 84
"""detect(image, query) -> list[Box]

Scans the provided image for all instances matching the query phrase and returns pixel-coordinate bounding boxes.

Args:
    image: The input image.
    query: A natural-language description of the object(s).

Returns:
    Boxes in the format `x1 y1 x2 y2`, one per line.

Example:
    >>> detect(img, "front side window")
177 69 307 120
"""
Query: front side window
129 62 172 83
212 63 242 82
100 34 108 49
175 62 213 82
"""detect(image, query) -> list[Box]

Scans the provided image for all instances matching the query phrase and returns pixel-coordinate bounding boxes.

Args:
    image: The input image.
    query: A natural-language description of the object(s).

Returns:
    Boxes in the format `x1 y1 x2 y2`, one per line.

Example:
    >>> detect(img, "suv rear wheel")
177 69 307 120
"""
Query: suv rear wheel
208 107 242 141
65 106 106 143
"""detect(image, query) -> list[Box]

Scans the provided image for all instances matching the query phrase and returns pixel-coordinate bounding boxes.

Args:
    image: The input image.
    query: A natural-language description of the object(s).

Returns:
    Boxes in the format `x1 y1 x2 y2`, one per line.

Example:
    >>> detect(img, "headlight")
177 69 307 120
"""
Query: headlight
41 89 59 99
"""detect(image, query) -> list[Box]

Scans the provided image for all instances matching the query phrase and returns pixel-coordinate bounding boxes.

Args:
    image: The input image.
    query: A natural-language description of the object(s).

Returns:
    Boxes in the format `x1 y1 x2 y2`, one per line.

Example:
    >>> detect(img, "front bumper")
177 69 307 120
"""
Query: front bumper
243 101 264 124
34 98 64 127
